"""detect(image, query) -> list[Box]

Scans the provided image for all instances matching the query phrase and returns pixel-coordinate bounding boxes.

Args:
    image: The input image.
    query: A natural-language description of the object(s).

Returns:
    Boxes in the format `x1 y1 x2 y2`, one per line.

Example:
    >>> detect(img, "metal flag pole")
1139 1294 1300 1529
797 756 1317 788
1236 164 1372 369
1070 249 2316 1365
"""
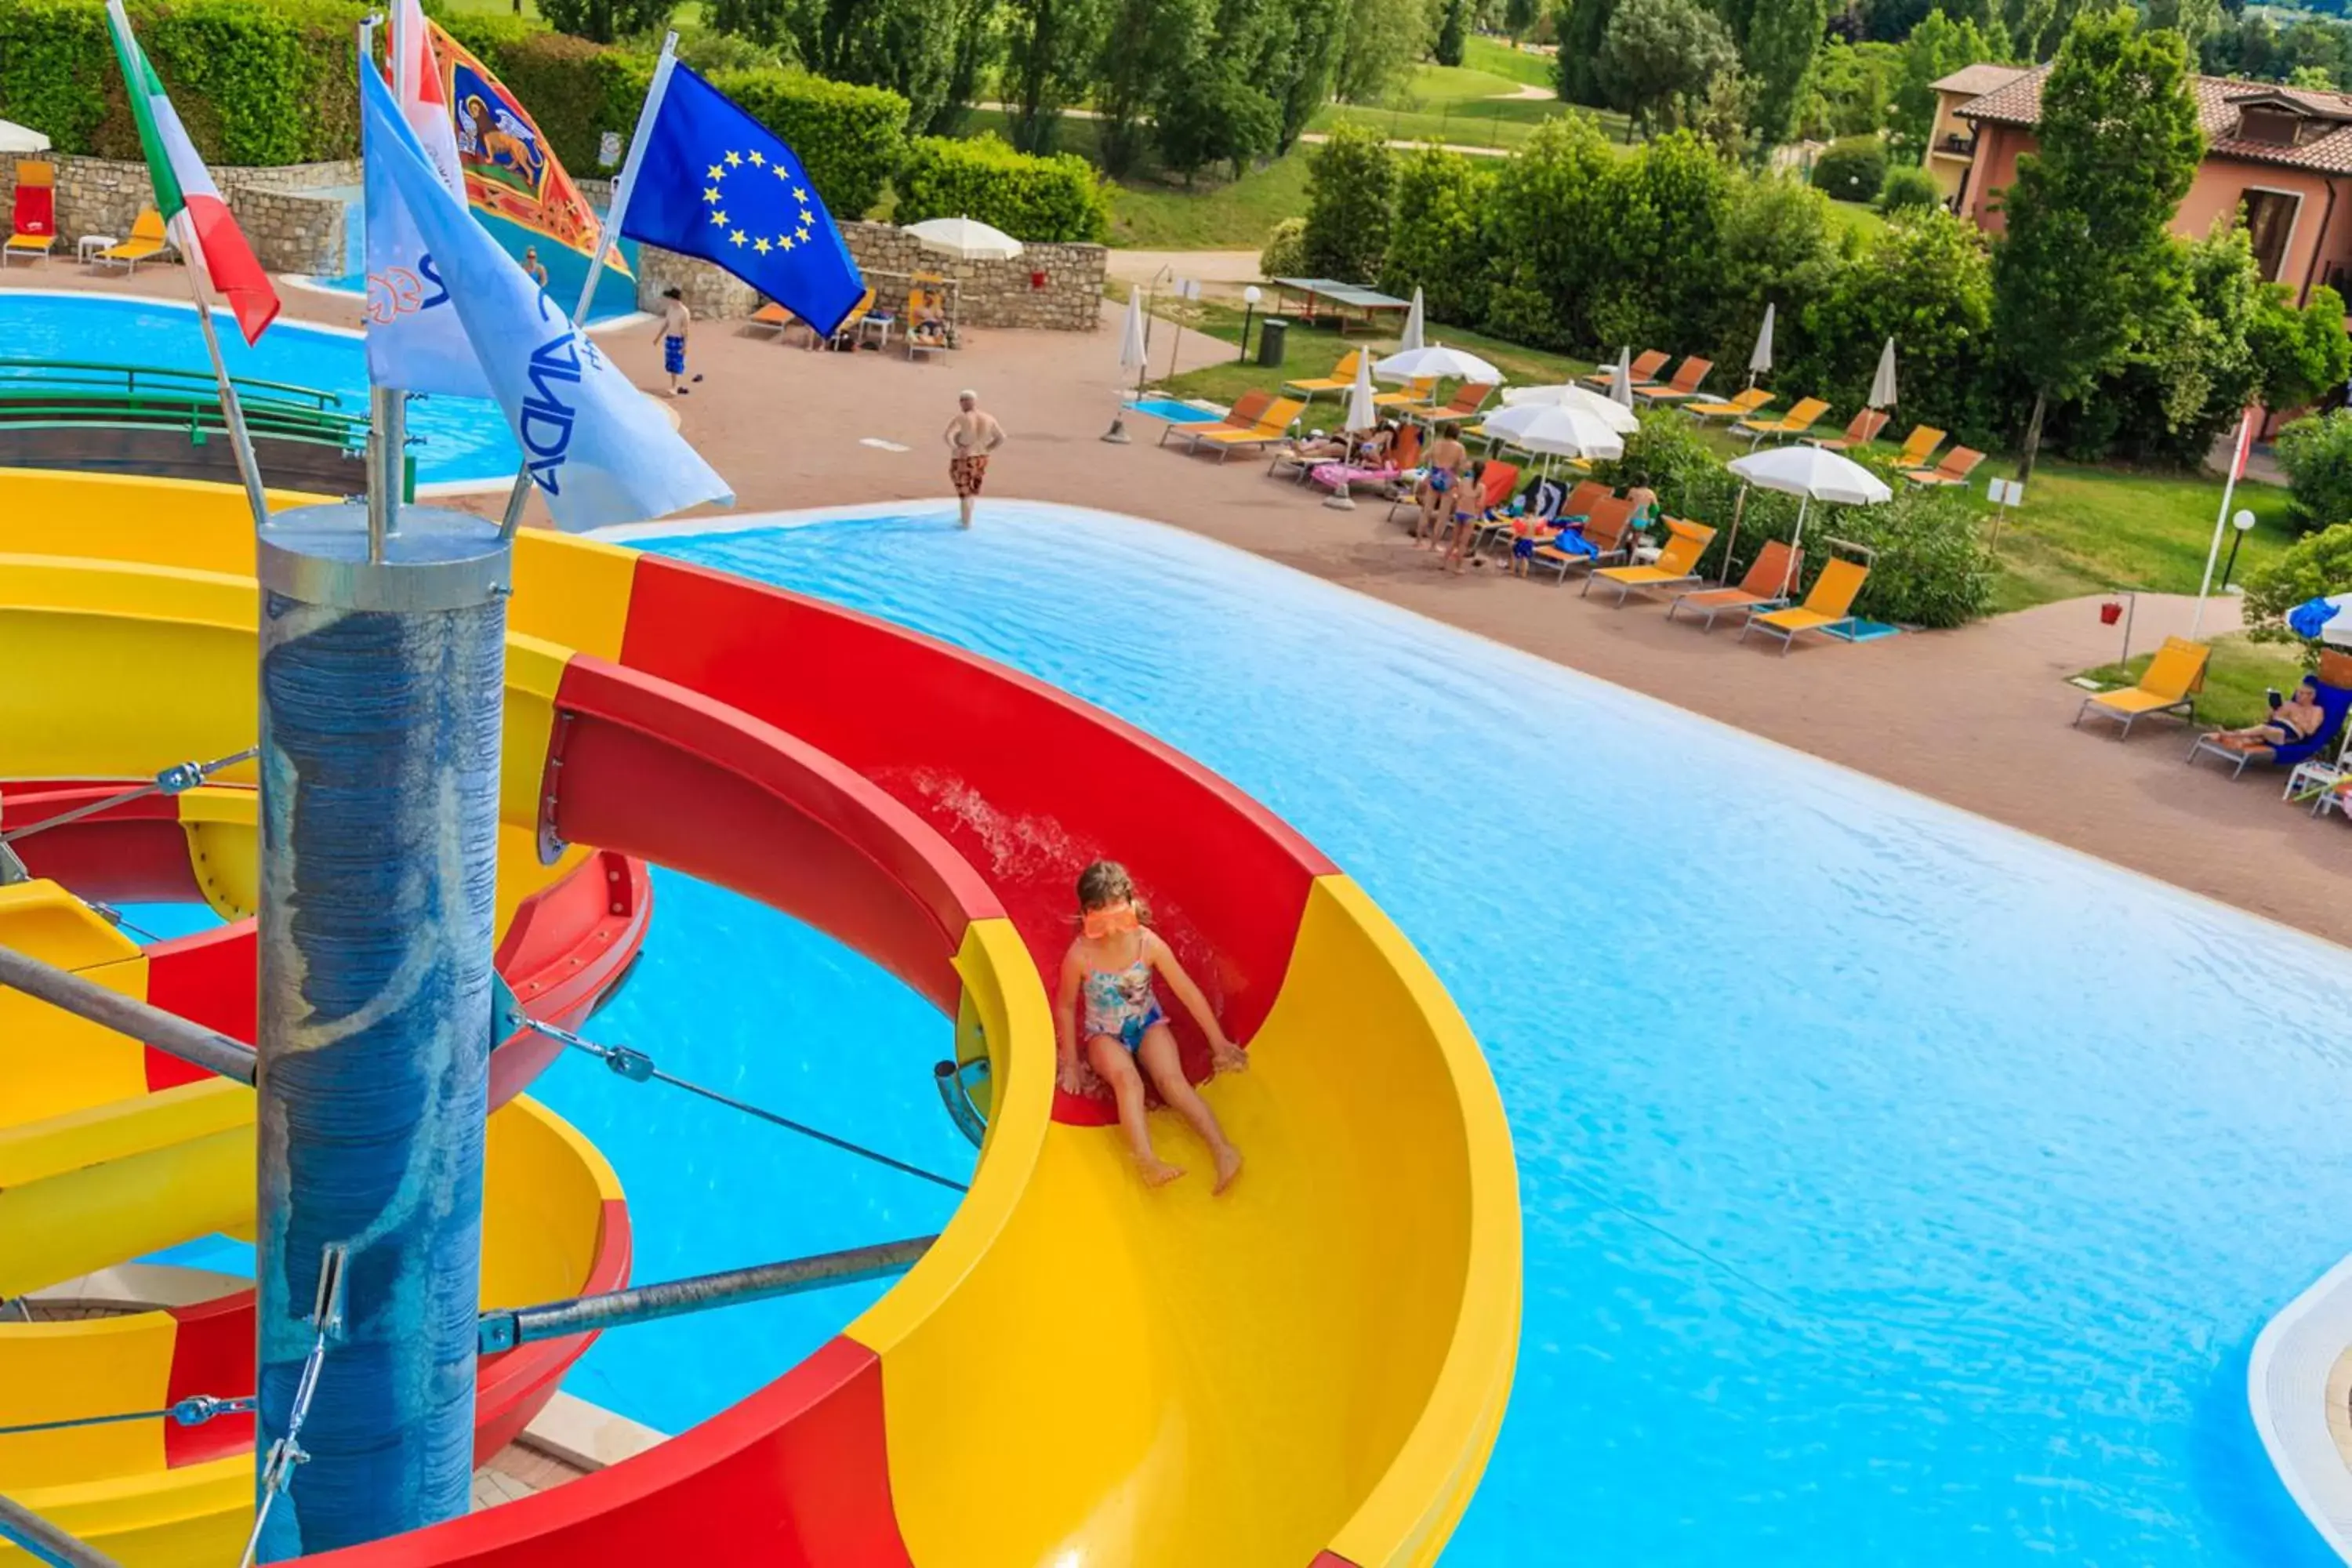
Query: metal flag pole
360 15 400 565
2191 408 2253 641
495 30 677 544
184 270 274 533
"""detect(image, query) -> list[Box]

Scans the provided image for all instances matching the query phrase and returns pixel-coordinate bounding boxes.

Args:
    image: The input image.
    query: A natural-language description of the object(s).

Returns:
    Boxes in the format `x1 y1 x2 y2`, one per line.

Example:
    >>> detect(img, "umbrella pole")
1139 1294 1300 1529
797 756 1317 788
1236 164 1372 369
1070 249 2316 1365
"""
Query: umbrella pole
1719 484 1748 587
1788 495 1809 597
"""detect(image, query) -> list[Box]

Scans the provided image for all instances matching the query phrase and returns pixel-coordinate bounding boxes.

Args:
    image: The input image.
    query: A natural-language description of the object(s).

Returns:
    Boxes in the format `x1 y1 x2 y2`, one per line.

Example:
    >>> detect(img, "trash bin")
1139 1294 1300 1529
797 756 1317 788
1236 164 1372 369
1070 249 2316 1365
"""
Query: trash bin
1257 317 1288 368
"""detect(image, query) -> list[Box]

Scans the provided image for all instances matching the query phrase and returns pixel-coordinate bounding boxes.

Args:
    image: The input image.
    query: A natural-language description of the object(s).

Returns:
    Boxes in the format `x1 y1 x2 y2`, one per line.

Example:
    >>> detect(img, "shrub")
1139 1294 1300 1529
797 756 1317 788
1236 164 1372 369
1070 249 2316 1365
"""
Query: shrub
2245 523 2352 659
1259 216 1308 278
1877 162 1940 215
1584 131 1732 355
1301 121 1393 283
895 132 1111 241
1830 487 1997 628
2276 410 2352 537
1479 112 1618 350
535 0 671 44
1380 147 1491 327
1810 134 1887 203
713 67 907 218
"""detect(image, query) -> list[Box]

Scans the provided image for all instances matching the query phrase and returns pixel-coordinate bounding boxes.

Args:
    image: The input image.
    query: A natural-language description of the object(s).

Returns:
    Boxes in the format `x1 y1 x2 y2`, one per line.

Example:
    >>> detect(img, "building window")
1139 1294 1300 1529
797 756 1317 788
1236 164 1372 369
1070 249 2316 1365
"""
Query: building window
2240 108 2303 146
2243 188 2301 282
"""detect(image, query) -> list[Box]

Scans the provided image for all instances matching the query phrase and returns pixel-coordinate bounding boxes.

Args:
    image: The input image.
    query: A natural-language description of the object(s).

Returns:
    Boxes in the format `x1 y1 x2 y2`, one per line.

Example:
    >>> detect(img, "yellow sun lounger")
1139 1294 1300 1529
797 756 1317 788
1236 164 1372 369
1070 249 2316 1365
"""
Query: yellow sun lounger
1583 517 1717 606
1737 396 1830 445
1374 376 1437 409
1740 556 1871 654
96 209 171 273
1189 396 1304 460
2073 635 2209 739
1285 350 1363 398
1686 387 1774 423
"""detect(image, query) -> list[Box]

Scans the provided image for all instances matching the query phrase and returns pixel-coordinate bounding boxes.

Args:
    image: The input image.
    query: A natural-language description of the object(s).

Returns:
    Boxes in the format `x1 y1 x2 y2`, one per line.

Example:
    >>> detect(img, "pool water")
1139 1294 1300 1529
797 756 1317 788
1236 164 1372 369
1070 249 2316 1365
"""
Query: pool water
1127 396 1218 423
0 293 518 485
566 502 2352 1566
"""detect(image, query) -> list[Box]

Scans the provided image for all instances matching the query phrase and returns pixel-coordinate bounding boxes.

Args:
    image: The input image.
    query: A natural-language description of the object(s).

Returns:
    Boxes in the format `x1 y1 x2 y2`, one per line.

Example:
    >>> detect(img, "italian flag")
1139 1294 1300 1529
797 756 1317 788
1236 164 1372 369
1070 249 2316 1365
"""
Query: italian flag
103 0 280 344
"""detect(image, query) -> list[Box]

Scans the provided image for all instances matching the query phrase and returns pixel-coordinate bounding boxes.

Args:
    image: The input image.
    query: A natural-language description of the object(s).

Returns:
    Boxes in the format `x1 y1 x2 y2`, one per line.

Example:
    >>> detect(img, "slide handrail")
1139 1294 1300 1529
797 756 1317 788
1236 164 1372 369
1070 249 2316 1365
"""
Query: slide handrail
0 358 345 410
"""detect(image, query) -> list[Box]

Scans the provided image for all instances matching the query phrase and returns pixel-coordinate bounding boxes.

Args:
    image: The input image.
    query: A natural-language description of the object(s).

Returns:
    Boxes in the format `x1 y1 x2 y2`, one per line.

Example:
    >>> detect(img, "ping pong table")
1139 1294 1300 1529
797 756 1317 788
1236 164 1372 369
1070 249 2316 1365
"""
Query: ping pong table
1271 277 1414 336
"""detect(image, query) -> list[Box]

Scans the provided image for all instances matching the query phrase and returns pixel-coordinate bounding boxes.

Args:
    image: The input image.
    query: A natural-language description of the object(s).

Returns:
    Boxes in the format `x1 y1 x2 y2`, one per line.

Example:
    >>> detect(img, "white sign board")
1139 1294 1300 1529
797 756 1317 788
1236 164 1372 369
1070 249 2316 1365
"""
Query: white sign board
1987 477 2024 507
598 132 622 169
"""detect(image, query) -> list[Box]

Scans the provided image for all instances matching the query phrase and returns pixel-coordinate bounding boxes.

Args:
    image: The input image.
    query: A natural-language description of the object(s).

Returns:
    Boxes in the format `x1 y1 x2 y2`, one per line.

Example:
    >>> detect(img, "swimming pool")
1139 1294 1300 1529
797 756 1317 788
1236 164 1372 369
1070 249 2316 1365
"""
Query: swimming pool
1126 395 1218 423
545 500 2352 1565
304 188 643 327
0 293 518 486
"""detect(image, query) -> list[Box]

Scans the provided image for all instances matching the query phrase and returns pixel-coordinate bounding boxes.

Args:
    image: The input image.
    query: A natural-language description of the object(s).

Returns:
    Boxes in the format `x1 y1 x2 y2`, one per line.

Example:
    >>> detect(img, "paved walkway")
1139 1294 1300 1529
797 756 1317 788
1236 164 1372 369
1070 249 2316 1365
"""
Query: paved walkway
13 268 2343 945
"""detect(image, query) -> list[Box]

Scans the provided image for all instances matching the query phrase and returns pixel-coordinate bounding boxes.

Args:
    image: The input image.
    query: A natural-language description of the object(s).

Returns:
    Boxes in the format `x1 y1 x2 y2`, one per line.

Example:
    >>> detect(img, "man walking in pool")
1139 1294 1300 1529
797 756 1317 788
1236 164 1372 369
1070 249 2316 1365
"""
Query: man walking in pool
944 388 1005 528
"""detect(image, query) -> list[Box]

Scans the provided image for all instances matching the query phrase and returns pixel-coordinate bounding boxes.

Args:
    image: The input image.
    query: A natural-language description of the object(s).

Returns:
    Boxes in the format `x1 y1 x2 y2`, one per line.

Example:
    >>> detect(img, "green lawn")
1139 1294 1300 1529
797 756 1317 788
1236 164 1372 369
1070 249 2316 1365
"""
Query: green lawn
1981 462 2292 612
1461 35 1558 90
1827 198 1887 242
1143 303 1593 410
2078 633 2306 729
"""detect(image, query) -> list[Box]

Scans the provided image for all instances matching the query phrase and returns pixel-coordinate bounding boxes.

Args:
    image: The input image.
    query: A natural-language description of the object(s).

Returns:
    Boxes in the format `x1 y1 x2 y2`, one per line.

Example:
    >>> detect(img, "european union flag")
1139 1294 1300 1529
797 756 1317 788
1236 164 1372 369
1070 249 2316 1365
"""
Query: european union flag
619 61 866 338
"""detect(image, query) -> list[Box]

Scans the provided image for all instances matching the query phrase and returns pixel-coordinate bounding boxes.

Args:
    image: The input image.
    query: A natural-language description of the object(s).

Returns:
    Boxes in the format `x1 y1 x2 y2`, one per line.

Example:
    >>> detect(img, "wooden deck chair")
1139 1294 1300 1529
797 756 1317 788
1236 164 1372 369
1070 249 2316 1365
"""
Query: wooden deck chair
1903 446 1984 488
1635 357 1713 403
1191 397 1304 460
1686 387 1775 423
1741 556 1871 654
96 209 170 273
1166 390 1274 448
1584 517 1719 606
2073 637 2209 739
1583 350 1666 390
1530 495 1638 581
1285 350 1363 399
4 163 56 266
1737 396 1831 445
1892 425 1945 469
1667 540 1803 631
1812 408 1889 451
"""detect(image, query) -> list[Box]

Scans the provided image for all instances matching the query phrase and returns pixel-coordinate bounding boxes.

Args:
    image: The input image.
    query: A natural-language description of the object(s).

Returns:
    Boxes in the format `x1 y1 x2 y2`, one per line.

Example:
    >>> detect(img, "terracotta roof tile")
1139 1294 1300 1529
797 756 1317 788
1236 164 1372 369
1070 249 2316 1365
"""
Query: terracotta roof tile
1933 63 2028 99
1959 62 2352 174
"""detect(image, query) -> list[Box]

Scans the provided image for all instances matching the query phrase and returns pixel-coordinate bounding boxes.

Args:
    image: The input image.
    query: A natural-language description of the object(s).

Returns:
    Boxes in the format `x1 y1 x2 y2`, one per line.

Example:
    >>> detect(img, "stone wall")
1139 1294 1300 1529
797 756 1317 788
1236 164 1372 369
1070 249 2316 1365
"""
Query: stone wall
0 156 356 274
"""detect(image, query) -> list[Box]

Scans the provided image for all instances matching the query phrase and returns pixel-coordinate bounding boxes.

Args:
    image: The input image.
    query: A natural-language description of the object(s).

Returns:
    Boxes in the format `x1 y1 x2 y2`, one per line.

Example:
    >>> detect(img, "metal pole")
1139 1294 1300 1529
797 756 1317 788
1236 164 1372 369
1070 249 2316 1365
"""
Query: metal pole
0 1493 127 1568
2120 589 2136 670
2223 524 2248 590
250 503 508 1561
0 944 255 1083
365 387 402 564
186 270 272 533
476 1237 936 1352
495 31 676 545
2192 411 2251 640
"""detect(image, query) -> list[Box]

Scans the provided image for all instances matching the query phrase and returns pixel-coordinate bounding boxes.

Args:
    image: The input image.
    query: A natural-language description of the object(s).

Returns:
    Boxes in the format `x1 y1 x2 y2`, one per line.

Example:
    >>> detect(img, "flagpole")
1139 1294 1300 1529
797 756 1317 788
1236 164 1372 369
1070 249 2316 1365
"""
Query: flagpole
2190 409 2253 641
186 263 273 532
495 30 677 544
361 15 402 564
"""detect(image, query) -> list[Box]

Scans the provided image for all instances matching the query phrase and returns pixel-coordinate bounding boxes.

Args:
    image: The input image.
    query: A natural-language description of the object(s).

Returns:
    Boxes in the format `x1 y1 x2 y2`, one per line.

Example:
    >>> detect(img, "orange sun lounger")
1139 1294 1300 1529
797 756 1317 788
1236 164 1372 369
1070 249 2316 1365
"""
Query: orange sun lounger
1583 516 1718 606
1666 539 1803 631
1741 556 1872 654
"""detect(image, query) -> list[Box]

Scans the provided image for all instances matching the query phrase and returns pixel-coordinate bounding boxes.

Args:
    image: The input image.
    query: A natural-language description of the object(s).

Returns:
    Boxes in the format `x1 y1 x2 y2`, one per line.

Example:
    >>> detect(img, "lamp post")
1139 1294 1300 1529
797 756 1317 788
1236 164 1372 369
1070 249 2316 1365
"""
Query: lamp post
1240 285 1262 363
2222 507 2258 590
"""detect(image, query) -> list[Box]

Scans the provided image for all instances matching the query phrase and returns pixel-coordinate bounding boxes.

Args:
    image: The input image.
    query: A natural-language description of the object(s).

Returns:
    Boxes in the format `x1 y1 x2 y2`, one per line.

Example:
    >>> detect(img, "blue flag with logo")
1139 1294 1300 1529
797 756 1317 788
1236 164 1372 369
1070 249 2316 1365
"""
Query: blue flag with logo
619 62 866 339
358 59 731 531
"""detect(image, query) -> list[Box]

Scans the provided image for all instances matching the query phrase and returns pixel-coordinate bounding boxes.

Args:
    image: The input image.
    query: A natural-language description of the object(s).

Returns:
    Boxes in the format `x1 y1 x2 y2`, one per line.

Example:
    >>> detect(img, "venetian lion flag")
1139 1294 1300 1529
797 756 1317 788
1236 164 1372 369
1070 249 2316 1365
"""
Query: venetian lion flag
103 0 278 343
429 20 626 277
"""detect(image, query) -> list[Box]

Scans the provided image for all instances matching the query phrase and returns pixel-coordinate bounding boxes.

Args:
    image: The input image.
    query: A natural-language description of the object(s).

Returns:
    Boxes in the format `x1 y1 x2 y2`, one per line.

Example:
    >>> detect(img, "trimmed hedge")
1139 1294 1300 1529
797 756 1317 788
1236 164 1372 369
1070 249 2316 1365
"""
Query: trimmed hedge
1809 135 1887 203
894 132 1111 243
0 0 365 165
0 0 905 217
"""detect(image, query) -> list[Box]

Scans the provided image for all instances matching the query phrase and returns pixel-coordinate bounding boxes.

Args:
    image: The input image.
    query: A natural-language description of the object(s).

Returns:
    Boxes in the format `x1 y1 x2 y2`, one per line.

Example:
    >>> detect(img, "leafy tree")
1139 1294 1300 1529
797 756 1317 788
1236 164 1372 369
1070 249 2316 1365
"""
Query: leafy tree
2207 11 2277 78
540 0 673 43
1599 0 1739 140
1587 130 1735 349
2255 282 2352 416
2292 63 2338 89
1504 0 1542 34
1686 64 1761 161
1334 0 1435 102
1553 0 1616 107
1807 38 1904 139
1254 0 1348 151
1156 52 1277 177
1787 209 1999 447
1991 6 2202 481
1094 0 1207 172
1481 113 1621 345
929 0 1004 132
2146 0 2223 58
1704 172 1846 368
1893 9 2005 160
783 0 958 127
1003 0 1105 152
1382 147 1494 321
1301 120 1396 281
2245 518 2352 651
1435 0 1468 62
1743 0 1830 149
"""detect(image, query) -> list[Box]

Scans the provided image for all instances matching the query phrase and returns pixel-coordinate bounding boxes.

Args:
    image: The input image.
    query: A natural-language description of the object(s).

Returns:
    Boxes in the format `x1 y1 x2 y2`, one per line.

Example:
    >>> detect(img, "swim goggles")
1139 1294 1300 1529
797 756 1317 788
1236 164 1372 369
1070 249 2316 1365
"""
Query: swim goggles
1083 902 1138 938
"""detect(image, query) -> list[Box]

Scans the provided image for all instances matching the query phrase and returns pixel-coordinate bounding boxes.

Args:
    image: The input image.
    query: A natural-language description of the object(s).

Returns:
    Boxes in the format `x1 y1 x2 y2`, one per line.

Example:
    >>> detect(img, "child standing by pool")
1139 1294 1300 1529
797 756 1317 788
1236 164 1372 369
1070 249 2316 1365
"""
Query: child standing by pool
653 287 699 397
1055 860 1247 1193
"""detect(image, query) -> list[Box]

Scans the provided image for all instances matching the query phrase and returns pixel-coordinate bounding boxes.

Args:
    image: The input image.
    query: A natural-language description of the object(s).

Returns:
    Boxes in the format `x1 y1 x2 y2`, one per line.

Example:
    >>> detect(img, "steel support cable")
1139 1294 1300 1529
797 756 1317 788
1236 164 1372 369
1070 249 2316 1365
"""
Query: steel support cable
0 747 258 847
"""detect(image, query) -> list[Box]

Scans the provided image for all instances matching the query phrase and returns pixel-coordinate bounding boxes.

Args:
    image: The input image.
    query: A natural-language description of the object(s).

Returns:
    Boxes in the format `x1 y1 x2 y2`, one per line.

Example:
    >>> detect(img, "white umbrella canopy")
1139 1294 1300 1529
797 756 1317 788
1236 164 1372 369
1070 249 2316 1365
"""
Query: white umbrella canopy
1497 382 1642 433
1726 444 1890 572
1606 345 1634 408
1482 401 1625 460
1342 347 1380 432
903 214 1023 260
0 120 50 154
1116 289 1149 378
1374 343 1501 383
1399 287 1426 353
1867 336 1898 411
1749 303 1776 381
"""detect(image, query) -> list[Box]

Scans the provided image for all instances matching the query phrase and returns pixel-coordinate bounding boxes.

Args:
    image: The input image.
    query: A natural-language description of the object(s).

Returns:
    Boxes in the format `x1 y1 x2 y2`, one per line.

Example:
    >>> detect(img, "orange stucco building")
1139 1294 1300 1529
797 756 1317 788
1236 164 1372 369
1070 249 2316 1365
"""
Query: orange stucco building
1952 64 2352 307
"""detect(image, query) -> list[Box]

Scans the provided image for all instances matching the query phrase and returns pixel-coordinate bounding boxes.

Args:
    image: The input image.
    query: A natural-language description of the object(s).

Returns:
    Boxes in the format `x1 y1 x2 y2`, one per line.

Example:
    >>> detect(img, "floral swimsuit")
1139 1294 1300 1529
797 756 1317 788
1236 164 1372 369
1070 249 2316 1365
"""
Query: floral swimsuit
1083 938 1166 1052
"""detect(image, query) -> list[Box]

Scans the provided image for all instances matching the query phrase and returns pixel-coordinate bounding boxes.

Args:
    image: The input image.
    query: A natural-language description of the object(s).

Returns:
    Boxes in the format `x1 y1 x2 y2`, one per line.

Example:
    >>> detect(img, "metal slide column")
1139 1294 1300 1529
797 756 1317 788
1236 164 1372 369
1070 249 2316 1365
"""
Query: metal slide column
252 505 510 1559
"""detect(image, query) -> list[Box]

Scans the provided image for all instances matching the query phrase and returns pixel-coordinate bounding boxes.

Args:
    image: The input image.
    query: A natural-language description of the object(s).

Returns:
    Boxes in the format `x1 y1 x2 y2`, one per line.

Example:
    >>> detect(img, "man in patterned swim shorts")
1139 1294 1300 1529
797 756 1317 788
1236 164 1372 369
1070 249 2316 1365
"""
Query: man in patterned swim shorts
943 387 1005 529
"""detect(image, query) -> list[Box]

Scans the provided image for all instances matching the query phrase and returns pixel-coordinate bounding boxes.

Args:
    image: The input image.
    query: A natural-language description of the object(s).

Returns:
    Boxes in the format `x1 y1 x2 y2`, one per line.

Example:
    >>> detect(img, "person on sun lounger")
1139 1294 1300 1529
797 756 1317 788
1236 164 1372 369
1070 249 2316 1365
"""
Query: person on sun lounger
2205 680 2328 755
